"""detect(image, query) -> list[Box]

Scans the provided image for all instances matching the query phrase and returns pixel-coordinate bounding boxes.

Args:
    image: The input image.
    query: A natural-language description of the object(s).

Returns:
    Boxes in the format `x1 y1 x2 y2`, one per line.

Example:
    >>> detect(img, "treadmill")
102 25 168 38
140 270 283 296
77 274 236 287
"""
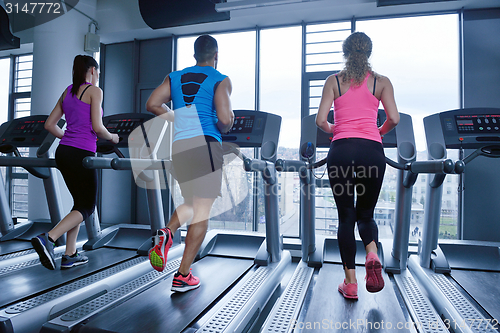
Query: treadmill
262 110 457 333
0 115 69 256
0 113 178 333
406 108 500 333
42 110 291 333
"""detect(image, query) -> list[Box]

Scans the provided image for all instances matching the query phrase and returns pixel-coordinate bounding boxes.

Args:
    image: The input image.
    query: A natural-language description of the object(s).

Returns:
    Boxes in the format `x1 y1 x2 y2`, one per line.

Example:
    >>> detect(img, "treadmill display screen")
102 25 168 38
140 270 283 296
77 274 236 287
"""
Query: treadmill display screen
106 119 143 134
11 120 45 135
455 115 500 133
230 116 255 133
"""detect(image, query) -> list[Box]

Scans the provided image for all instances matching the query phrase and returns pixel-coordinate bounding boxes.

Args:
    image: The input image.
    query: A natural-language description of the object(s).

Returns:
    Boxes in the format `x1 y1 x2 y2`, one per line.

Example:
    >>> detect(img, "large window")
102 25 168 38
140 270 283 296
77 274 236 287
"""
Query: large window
11 54 33 219
259 26 302 236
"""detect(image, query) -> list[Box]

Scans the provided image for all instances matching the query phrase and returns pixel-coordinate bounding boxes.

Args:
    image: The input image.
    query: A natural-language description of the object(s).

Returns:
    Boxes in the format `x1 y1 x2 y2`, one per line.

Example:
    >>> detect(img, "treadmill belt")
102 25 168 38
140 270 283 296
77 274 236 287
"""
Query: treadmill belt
452 269 500 321
301 263 411 332
0 248 137 308
80 256 254 333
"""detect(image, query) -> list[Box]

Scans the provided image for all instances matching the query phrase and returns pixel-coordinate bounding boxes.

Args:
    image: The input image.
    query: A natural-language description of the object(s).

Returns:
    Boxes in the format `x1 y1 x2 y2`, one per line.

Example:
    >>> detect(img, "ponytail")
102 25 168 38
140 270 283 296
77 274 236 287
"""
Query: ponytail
71 55 98 96
340 32 374 86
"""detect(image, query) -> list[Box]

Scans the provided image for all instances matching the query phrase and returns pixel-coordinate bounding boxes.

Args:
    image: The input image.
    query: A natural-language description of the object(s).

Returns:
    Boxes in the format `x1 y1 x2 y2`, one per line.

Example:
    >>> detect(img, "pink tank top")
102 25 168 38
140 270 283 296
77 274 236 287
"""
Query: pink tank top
59 84 98 152
332 73 382 143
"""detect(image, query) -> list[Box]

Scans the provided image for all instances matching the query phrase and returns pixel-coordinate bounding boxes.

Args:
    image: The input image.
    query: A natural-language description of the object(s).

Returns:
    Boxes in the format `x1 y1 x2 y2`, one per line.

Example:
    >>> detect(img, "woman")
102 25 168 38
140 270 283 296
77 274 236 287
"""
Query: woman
31 55 119 270
316 32 400 299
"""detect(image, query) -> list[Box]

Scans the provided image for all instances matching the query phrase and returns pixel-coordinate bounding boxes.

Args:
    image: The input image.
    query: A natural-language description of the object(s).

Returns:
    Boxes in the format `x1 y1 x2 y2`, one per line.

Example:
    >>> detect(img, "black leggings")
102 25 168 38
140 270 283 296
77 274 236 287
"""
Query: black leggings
327 138 386 269
55 144 97 221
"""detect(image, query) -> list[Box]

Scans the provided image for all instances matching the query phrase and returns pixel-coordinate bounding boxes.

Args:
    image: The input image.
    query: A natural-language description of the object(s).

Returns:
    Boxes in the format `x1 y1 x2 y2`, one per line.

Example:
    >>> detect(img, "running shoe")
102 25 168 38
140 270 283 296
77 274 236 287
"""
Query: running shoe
61 251 89 269
365 252 384 293
31 233 56 270
338 279 358 299
149 227 173 272
171 269 200 292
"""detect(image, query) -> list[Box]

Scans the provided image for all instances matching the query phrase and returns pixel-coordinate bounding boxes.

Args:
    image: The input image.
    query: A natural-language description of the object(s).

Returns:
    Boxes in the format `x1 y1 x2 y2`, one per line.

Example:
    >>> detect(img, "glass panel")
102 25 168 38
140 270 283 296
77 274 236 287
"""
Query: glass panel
260 26 302 236
356 14 460 241
306 21 351 33
177 31 256 110
306 53 343 66
0 58 10 125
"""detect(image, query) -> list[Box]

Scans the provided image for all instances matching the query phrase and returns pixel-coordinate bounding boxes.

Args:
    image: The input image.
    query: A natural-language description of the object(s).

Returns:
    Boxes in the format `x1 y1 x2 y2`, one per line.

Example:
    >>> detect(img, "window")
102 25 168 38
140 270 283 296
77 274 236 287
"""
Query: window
260 26 302 236
305 22 351 73
11 54 33 219
0 57 11 189
0 58 10 124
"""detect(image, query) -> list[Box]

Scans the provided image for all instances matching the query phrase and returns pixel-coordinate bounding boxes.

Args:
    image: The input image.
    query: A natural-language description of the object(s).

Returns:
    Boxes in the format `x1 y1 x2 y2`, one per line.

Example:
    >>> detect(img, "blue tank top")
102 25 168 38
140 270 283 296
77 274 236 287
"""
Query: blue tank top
169 66 227 142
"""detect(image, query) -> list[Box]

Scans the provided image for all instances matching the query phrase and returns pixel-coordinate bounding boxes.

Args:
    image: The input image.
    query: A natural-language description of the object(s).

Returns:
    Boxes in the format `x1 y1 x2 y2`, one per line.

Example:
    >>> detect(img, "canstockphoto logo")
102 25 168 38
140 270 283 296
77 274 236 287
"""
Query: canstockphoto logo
128 113 247 221
4 0 80 33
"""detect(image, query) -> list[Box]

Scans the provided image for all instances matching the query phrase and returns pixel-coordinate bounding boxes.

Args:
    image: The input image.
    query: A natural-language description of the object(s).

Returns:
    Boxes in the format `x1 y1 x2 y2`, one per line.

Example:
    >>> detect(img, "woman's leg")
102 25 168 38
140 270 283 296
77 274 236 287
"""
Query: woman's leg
327 139 358 284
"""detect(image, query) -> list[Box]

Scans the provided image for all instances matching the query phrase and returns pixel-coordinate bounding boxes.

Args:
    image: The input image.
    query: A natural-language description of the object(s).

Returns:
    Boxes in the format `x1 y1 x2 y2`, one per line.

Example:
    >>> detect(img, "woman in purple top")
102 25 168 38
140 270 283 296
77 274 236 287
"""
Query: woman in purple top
31 55 119 270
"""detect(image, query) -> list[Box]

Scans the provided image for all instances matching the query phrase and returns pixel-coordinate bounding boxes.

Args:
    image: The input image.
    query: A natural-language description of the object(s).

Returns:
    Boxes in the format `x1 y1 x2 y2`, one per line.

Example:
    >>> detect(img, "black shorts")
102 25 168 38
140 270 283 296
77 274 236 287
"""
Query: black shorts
172 135 223 199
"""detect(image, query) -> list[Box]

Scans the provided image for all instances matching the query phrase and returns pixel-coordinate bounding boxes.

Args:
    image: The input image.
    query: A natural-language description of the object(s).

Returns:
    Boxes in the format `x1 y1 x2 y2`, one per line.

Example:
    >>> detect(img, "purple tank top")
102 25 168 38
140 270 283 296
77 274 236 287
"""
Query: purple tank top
59 84 99 152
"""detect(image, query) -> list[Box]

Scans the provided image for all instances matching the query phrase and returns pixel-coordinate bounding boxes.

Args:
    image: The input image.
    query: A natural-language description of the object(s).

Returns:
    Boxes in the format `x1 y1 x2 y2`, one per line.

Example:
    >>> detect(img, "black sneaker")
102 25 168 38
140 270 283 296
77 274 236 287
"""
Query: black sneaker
61 250 88 269
31 233 56 270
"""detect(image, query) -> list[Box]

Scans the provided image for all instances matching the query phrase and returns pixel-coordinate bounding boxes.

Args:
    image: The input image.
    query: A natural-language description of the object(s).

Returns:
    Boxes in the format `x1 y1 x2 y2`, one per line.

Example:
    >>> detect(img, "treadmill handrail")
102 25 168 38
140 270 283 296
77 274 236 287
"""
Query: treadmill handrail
82 157 115 169
276 156 456 175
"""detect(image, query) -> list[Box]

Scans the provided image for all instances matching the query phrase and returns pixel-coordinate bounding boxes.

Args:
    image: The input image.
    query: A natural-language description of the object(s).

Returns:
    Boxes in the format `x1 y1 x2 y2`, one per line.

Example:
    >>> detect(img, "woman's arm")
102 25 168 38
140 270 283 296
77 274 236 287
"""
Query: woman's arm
378 76 400 136
146 75 175 122
89 86 119 143
44 90 66 139
316 75 336 134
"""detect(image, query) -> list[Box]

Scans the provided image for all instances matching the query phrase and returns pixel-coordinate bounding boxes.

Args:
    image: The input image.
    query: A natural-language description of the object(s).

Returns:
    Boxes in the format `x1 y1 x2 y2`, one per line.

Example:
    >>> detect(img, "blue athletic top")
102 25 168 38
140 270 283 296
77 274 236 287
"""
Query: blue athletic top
169 65 227 142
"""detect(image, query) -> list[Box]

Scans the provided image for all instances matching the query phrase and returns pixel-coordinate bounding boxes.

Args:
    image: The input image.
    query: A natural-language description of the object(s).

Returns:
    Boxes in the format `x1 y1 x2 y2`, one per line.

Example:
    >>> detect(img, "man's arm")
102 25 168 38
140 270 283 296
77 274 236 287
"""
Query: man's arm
146 75 175 122
214 77 234 134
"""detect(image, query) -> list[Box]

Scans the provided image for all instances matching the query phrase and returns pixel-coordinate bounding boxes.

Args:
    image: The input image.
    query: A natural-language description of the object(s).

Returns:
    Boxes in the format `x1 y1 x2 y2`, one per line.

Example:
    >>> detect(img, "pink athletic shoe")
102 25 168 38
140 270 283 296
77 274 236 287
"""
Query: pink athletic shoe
365 252 384 293
338 279 358 299
149 228 173 272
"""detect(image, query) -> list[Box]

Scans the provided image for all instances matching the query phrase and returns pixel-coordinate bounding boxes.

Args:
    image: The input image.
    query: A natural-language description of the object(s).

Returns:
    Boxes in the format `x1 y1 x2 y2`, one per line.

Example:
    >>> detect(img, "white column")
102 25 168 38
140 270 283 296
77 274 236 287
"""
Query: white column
28 0 97 221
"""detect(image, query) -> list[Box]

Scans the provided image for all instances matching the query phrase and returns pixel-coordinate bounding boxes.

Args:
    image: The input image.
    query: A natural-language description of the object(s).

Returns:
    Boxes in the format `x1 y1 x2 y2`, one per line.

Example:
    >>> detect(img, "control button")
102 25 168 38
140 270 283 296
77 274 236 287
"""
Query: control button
493 118 497 124
479 127 484 130
487 127 491 130
478 119 482 124
485 118 490 124
246 136 250 140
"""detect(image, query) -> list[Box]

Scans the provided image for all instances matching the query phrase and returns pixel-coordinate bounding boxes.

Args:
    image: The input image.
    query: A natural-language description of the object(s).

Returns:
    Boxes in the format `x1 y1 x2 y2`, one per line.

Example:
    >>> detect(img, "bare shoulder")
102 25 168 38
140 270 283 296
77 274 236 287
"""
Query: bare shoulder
374 73 392 87
89 85 103 96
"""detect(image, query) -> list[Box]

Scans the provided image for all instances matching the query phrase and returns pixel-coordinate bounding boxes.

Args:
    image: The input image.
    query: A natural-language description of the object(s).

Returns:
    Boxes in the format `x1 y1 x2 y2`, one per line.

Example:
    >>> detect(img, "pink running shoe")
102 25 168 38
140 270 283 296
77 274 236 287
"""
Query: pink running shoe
171 269 200 292
365 252 384 293
338 280 358 299
149 228 173 272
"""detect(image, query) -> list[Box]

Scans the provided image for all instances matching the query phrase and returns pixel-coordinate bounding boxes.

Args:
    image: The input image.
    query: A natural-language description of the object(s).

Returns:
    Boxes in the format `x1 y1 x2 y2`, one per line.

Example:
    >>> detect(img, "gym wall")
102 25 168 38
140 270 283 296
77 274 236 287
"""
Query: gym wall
462 8 500 241
99 36 173 227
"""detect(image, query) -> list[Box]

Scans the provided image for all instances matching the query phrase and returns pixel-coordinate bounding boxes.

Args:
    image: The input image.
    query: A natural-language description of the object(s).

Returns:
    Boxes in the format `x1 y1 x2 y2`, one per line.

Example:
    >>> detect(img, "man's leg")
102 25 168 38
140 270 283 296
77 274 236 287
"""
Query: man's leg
178 196 215 276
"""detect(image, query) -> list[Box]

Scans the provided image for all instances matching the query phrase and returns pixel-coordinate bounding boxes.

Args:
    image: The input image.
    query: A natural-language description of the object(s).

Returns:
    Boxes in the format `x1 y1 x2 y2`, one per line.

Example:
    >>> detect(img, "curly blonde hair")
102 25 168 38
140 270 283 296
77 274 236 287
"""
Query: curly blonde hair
339 32 375 86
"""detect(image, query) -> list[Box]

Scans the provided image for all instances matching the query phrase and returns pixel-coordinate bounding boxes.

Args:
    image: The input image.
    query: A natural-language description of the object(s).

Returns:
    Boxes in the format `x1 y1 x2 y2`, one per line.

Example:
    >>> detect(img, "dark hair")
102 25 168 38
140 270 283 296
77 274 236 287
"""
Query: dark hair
194 35 218 63
71 55 98 96
339 32 374 86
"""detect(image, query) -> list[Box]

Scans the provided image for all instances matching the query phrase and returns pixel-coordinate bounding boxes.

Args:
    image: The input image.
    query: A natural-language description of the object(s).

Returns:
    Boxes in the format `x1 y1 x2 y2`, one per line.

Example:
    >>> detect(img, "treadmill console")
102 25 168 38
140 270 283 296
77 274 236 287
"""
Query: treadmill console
314 109 397 148
0 115 56 148
100 113 155 148
434 108 500 149
222 110 281 149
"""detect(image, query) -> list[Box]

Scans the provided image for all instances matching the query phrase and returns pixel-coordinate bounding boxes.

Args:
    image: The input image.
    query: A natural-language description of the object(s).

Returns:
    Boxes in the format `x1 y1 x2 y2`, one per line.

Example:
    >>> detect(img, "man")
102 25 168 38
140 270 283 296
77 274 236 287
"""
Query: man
146 35 234 292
